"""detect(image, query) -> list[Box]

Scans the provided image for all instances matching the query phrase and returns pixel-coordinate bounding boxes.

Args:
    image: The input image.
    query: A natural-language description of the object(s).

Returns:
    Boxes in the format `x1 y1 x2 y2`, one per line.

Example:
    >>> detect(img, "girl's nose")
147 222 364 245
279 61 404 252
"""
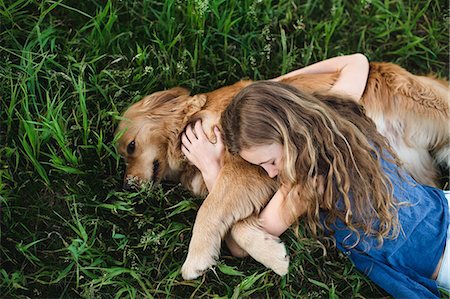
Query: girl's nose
263 165 278 178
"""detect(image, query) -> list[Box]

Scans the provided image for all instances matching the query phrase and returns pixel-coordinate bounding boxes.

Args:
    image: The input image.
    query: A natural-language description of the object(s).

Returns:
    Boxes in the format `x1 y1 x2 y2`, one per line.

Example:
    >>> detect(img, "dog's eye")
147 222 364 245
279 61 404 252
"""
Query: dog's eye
127 141 136 155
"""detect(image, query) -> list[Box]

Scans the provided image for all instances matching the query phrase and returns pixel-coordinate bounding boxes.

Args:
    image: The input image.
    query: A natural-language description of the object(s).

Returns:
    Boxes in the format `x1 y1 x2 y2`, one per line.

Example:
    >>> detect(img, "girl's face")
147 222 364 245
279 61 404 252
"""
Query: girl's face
240 143 284 178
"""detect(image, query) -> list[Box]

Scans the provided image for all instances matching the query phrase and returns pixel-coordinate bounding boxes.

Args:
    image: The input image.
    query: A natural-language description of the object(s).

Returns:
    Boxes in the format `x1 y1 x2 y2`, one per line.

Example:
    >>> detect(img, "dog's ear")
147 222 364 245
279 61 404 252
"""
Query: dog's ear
142 87 191 109
182 94 207 121
166 94 208 171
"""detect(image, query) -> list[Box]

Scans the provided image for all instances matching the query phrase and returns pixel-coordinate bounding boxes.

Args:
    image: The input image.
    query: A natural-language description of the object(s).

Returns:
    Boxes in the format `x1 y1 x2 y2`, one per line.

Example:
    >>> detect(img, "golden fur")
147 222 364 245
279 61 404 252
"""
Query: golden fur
116 62 449 279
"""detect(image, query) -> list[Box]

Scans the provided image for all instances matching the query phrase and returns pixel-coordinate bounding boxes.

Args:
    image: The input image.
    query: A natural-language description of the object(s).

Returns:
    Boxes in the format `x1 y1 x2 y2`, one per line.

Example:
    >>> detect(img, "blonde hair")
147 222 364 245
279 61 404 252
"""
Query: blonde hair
221 81 401 247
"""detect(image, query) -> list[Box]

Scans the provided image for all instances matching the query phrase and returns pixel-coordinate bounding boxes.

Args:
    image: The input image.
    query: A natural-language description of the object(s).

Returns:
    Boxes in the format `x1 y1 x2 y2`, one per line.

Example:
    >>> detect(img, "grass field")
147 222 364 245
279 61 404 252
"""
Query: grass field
1 0 449 298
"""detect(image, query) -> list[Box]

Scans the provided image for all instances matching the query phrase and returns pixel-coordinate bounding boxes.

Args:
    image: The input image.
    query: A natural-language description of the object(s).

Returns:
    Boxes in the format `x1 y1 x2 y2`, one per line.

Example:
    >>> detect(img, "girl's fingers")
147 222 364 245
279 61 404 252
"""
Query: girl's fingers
181 144 190 156
181 133 191 147
185 125 197 142
194 120 207 139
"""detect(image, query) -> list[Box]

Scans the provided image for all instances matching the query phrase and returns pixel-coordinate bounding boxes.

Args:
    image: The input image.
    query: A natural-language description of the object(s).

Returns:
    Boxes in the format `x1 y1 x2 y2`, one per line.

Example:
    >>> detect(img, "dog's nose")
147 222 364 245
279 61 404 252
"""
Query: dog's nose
123 175 139 191
123 181 135 191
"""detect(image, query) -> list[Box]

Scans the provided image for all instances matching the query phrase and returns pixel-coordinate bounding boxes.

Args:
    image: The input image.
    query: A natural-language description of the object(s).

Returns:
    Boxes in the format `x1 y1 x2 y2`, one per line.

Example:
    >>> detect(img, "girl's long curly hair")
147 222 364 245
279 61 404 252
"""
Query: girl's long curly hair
221 81 402 247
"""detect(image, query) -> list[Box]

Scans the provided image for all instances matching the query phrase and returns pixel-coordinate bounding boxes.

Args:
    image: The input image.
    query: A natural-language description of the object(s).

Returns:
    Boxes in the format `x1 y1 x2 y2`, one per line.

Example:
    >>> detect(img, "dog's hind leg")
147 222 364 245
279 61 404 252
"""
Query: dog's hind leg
391 74 450 185
181 154 277 280
363 62 450 186
391 138 441 187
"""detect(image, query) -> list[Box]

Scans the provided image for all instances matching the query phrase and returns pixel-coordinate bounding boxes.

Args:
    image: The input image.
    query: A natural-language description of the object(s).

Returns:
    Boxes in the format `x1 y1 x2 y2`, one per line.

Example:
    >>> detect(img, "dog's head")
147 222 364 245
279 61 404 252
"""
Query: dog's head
116 87 207 189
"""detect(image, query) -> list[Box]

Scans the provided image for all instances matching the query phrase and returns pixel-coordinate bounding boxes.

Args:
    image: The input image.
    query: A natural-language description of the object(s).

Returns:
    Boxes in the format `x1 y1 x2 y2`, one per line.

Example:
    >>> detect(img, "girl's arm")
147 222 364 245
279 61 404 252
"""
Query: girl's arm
260 182 313 236
272 53 370 102
258 187 292 236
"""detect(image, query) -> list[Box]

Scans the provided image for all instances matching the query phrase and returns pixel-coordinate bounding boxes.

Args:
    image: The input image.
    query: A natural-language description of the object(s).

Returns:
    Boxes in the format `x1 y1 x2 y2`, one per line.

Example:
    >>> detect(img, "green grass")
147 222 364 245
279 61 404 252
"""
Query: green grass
0 0 448 298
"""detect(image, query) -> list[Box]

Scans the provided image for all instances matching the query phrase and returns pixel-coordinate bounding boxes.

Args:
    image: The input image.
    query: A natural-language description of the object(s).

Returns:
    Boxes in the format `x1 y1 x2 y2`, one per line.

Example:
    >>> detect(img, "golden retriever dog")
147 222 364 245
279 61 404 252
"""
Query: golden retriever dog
116 62 449 280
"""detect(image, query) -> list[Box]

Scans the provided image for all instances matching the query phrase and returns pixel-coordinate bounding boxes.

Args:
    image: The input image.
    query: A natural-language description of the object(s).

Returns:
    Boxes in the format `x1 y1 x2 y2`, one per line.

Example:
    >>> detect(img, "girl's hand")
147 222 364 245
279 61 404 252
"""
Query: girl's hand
181 120 225 191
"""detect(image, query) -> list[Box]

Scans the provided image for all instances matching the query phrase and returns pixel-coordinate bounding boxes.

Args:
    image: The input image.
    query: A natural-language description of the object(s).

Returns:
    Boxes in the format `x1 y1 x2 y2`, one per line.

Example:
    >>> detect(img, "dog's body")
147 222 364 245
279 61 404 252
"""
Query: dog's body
117 62 449 279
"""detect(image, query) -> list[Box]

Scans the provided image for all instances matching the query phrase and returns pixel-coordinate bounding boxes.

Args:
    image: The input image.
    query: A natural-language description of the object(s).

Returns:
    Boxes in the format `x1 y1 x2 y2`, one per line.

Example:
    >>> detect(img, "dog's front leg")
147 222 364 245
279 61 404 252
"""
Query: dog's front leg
230 216 289 276
181 192 228 280
229 183 311 276
181 155 276 280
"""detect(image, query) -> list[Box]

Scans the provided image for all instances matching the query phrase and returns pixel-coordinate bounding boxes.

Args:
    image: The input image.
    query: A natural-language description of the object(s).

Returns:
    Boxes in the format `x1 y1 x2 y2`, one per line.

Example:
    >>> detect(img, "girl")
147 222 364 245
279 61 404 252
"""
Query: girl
181 55 449 298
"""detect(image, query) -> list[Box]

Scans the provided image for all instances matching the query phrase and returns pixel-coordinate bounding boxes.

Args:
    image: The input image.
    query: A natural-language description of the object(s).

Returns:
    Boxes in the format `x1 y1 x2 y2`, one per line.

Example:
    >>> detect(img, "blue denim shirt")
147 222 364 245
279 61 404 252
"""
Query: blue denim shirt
326 158 449 298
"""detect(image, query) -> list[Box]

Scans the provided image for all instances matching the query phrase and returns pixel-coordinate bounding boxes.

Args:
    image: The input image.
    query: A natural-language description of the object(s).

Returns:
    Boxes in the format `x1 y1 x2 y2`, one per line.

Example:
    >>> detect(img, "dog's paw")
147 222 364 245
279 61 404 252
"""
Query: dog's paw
250 237 289 276
181 253 216 280
265 240 289 276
